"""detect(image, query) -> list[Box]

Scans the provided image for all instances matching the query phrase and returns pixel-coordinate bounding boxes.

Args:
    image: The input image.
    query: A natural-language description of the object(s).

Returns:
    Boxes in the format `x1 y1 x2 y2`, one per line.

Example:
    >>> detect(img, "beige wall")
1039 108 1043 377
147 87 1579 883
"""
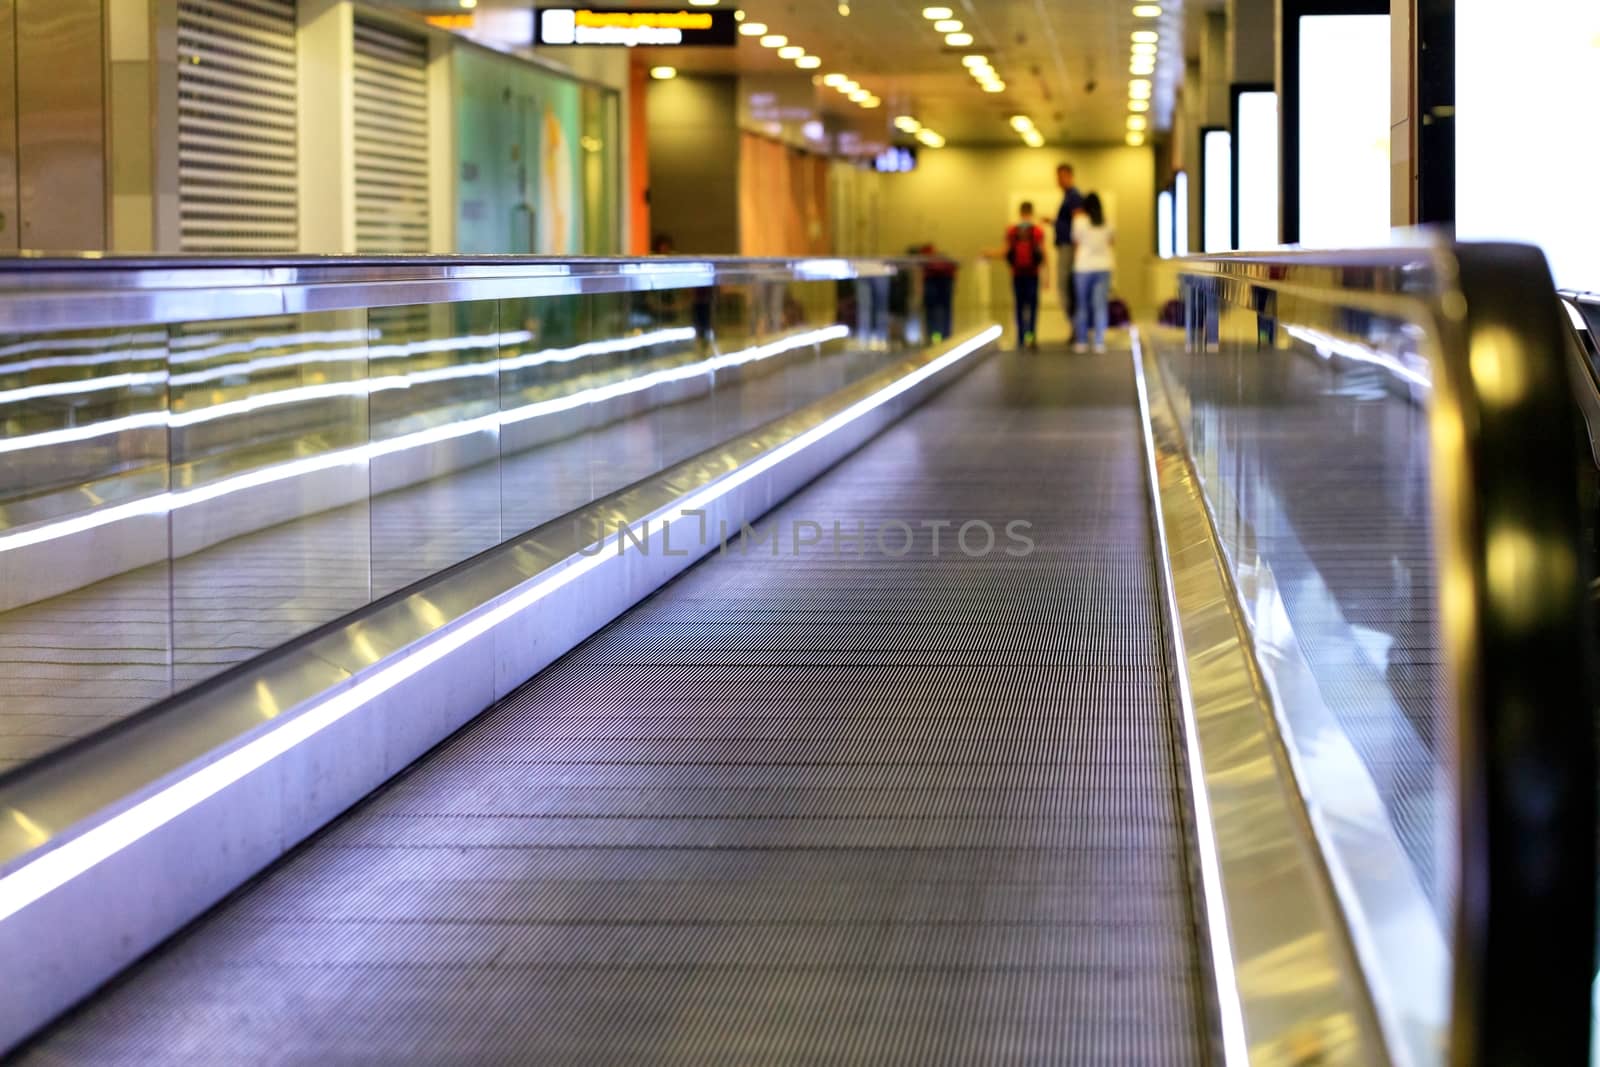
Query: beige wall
849 143 1161 320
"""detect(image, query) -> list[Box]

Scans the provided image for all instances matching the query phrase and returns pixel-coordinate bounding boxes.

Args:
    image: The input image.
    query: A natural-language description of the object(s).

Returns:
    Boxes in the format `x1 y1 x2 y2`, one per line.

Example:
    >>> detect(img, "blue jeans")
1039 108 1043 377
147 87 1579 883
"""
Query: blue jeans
1073 270 1110 345
1012 273 1039 345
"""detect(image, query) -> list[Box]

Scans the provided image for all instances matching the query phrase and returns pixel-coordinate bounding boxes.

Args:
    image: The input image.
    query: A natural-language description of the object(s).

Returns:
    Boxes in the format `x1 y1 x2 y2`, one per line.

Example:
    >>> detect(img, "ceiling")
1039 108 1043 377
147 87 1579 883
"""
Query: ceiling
375 0 1196 146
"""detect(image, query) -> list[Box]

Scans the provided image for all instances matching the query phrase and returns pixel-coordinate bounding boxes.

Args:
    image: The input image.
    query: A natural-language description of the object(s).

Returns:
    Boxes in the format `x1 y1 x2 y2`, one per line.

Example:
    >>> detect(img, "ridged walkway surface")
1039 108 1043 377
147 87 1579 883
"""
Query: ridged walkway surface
20 350 1213 1065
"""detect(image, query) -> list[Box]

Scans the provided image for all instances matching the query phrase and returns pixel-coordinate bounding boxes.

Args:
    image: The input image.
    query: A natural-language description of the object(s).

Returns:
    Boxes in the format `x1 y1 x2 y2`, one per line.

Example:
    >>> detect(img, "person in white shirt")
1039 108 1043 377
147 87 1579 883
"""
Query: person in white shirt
1070 193 1115 353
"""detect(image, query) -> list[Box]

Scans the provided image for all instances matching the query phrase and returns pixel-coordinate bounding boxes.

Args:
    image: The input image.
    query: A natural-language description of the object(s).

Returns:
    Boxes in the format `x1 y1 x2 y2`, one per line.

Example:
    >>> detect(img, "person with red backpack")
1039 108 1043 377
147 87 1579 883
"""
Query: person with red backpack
1002 201 1046 351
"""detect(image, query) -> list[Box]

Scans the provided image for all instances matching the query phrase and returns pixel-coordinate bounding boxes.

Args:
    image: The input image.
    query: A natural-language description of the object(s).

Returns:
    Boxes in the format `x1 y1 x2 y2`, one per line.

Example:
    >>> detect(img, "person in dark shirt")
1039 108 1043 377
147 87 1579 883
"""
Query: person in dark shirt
1001 202 1046 351
1048 164 1085 340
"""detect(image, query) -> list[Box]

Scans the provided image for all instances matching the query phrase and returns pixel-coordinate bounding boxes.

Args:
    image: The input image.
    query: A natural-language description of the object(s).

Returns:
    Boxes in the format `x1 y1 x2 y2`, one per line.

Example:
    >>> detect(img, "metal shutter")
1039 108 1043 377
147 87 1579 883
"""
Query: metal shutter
176 0 299 252
353 19 430 253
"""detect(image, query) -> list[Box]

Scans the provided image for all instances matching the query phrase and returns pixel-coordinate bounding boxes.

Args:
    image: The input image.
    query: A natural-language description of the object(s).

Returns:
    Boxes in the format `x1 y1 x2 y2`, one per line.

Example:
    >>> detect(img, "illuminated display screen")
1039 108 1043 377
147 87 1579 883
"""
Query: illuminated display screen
1203 129 1232 252
873 146 918 173
537 7 739 47
1298 15 1389 246
1174 171 1189 257
1157 190 1174 259
1235 89 1278 249
1456 0 1600 286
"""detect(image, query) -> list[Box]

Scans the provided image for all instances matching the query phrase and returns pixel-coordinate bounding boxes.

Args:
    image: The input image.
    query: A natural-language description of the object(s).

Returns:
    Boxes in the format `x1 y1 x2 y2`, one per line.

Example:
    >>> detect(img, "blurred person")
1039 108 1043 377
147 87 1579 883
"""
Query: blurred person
1070 193 1114 354
1046 164 1084 340
1001 202 1046 351
919 243 958 343
650 233 713 348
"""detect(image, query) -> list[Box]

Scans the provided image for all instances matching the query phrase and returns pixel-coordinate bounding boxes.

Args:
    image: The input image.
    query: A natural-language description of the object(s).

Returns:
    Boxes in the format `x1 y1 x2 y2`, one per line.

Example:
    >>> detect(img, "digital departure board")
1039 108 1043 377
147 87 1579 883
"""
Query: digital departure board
536 7 739 47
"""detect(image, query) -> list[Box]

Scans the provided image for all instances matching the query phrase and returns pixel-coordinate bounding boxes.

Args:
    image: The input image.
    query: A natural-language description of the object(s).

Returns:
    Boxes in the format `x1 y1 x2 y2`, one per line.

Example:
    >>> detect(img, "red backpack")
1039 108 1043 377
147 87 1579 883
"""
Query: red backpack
1005 222 1043 275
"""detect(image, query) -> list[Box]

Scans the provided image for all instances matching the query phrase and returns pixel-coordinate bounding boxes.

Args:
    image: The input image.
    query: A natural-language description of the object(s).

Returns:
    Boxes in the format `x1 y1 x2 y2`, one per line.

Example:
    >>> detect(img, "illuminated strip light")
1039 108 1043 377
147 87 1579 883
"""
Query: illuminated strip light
0 345 167 377
0 411 168 455
500 326 847 425
168 328 372 366
498 327 696 372
0 330 165 361
1284 325 1431 391
0 323 1001 925
1128 327 1249 1066
0 371 167 406
0 327 847 552
3 328 689 445
33 318 688 387
169 346 371 387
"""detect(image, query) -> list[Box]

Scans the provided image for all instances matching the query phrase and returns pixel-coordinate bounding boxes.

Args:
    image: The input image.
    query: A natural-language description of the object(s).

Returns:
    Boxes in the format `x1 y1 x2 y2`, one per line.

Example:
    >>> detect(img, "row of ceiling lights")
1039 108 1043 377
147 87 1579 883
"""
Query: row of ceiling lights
740 10 881 108
923 7 1005 94
1126 4 1161 144
893 115 946 149
663 2 1164 148
1009 115 1045 149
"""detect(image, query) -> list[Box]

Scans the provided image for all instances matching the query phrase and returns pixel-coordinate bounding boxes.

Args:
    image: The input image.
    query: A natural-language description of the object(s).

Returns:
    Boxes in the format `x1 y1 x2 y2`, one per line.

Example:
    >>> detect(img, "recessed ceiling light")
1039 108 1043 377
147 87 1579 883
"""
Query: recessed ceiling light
1132 42 1157 56
861 96 881 108
1126 131 1146 145
945 31 974 46
961 55 989 68
982 81 1005 92
1129 78 1152 98
796 55 821 68
1130 60 1156 75
1127 115 1148 130
823 73 847 86
1132 4 1162 17
739 21 767 35
759 34 787 47
934 19 962 32
688 0 717 6
1009 115 1033 131
917 128 946 147
651 66 677 80
1132 30 1159 43
840 79 859 92
894 115 921 132
1128 98 1150 112
735 9 745 20
922 6 953 18
849 88 869 101
778 45 804 58
1023 130 1045 147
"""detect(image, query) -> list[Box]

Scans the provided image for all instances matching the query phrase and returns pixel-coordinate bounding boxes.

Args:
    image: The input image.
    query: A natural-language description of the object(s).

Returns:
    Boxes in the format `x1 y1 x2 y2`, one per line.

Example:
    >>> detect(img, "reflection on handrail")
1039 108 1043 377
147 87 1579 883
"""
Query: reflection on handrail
0 326 715 448
0 325 848 553
1283 324 1432 391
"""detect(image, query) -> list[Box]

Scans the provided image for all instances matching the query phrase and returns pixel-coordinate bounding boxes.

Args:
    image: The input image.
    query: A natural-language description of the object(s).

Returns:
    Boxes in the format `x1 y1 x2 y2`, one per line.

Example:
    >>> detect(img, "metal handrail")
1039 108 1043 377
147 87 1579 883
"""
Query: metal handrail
0 254 909 332
1178 242 1596 1065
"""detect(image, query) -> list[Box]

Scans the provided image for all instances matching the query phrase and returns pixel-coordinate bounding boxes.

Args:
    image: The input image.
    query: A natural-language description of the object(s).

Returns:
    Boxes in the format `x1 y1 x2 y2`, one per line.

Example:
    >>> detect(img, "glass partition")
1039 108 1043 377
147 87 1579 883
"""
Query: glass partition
1162 271 1449 1061
0 261 935 773
1159 247 1592 1065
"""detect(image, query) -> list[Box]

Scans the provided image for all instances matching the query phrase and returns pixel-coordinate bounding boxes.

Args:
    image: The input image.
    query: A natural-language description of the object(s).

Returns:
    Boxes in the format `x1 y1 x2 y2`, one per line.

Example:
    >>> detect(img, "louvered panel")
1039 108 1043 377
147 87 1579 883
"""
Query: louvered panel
353 19 430 253
177 0 299 252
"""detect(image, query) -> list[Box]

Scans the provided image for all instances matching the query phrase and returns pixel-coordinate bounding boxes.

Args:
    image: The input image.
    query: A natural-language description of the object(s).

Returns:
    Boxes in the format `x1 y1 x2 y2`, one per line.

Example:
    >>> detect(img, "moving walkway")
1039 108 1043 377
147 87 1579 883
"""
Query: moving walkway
0 246 1591 1064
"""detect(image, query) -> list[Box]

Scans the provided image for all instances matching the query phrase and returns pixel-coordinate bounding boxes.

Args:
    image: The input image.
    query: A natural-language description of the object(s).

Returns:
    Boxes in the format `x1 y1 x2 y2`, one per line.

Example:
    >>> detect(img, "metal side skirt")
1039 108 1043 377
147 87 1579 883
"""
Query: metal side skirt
1132 331 1391 1066
0 325 1001 1055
